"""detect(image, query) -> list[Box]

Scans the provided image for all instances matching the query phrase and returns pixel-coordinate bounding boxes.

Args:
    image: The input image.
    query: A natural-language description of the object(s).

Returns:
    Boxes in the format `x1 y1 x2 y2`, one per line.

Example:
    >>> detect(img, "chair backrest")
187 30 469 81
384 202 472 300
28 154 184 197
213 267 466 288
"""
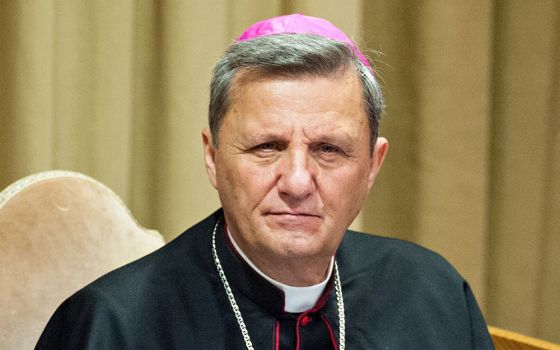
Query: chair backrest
0 170 165 349
489 326 560 350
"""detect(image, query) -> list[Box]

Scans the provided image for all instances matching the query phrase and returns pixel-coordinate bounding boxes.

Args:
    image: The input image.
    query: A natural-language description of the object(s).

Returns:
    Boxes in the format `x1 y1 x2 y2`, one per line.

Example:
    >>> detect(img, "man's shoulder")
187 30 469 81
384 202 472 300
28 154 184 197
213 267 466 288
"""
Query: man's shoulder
37 211 225 348
38 211 222 342
69 210 221 303
337 233 493 349
339 230 463 284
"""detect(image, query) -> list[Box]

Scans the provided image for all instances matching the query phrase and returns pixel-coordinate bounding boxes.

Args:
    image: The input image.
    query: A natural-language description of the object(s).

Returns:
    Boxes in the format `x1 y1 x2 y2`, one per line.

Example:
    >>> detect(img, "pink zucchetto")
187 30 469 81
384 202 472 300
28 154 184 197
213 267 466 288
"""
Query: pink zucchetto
236 14 372 69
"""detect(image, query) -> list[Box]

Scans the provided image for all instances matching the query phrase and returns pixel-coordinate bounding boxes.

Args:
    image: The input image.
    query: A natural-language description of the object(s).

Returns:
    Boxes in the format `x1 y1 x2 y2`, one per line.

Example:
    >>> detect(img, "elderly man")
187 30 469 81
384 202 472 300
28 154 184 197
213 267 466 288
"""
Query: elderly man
37 14 494 349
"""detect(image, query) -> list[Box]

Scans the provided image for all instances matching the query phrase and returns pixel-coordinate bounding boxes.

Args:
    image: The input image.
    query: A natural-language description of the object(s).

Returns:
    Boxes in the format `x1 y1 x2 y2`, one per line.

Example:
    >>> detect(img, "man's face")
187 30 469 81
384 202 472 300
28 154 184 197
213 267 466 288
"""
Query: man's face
203 68 387 281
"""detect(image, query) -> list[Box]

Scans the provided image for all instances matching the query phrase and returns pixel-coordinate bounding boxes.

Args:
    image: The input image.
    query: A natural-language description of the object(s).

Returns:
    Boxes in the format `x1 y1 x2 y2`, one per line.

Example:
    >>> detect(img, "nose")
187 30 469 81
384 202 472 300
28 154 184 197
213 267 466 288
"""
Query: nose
276 149 315 199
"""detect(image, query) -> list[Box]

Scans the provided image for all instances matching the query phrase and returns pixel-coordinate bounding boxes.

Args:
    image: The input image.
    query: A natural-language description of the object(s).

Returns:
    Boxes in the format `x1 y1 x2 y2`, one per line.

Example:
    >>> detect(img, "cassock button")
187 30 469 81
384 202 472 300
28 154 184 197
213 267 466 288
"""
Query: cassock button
301 315 312 327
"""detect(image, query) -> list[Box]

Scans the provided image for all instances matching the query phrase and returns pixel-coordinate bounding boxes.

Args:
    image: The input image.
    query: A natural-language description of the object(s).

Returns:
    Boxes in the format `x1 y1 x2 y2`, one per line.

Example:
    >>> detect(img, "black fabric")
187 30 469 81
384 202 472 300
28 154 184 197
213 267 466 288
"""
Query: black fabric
36 209 495 349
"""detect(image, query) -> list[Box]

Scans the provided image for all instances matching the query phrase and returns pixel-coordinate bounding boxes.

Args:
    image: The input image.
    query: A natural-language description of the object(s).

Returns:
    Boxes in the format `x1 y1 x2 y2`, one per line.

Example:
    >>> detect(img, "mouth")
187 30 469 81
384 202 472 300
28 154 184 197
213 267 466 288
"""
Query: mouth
265 211 322 218
263 211 323 230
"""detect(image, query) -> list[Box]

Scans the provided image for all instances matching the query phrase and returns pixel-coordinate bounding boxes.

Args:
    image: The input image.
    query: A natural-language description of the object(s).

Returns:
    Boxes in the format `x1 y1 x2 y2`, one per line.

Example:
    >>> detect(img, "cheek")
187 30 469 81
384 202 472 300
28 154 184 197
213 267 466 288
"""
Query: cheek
216 158 277 205
319 166 370 210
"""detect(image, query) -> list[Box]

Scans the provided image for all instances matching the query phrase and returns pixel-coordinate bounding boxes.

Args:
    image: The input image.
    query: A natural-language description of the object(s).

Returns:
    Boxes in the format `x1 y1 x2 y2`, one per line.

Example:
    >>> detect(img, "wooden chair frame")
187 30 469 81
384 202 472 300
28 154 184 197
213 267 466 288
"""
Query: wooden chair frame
489 326 560 350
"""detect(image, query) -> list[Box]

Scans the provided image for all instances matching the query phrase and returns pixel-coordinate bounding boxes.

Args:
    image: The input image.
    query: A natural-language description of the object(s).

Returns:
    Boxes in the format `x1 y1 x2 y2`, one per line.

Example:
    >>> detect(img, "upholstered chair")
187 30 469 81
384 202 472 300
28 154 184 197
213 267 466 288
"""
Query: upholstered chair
0 171 165 349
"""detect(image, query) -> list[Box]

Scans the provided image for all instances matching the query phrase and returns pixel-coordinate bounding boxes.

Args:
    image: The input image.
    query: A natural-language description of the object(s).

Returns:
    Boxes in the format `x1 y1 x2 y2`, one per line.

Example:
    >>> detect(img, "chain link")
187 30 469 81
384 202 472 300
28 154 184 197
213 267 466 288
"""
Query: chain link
334 263 345 350
211 218 345 349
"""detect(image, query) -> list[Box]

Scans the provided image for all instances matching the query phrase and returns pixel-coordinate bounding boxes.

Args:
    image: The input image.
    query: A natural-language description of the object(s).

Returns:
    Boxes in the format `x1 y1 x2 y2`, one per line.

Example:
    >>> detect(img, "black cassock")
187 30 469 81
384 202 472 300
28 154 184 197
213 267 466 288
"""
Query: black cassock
36 209 494 349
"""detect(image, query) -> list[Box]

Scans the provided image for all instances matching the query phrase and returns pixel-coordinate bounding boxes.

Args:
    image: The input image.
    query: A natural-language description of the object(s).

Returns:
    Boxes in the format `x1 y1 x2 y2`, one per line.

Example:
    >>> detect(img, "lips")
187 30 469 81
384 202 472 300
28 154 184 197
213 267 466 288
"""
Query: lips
264 210 323 230
266 211 321 218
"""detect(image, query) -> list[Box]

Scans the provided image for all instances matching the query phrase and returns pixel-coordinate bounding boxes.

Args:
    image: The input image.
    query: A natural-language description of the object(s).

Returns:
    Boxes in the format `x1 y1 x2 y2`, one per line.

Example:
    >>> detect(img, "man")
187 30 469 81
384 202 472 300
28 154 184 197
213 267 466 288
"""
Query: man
37 14 494 349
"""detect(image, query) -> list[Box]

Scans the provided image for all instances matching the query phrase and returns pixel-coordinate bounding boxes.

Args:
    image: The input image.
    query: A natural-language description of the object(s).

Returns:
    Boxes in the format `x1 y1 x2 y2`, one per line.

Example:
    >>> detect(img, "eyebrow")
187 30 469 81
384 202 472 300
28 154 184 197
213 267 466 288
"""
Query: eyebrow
239 131 288 144
313 133 354 146
303 126 358 147
241 130 354 143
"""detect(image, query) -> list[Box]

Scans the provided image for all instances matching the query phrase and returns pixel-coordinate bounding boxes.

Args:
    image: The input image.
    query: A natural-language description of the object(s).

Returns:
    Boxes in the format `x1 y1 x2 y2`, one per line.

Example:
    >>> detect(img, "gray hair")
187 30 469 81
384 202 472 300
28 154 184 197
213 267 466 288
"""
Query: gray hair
208 34 384 151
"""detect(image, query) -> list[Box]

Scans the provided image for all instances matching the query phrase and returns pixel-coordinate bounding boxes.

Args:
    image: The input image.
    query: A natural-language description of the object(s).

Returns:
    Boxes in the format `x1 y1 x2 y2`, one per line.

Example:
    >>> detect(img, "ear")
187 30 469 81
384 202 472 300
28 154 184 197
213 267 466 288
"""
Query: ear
367 137 388 190
202 128 218 189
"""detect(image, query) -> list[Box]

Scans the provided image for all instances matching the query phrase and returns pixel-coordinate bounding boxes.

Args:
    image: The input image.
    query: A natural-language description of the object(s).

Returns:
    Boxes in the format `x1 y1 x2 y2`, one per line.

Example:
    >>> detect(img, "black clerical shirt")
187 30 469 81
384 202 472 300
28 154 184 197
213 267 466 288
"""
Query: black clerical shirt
36 209 494 349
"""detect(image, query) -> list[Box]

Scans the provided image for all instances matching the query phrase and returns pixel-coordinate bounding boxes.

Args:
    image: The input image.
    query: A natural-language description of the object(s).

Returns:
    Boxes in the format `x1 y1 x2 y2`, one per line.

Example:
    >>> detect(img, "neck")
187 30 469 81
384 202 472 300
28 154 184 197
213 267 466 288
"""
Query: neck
228 229 334 312
258 256 332 286
227 229 332 287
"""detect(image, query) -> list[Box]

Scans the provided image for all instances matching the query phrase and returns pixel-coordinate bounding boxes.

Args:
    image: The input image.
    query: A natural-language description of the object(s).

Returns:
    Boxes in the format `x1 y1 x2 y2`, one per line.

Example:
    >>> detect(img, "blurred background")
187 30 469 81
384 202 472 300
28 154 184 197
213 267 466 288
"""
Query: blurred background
0 0 558 343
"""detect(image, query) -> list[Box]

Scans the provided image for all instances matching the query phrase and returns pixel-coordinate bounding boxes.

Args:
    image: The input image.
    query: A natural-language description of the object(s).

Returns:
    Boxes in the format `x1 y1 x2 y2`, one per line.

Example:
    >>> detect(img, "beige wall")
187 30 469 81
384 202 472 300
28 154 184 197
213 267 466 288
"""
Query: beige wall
1 0 559 343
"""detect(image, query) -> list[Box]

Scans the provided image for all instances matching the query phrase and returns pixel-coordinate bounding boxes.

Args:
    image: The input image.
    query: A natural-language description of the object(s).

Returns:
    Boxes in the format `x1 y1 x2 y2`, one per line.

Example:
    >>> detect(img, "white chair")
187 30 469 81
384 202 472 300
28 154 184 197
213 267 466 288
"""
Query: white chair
0 170 165 349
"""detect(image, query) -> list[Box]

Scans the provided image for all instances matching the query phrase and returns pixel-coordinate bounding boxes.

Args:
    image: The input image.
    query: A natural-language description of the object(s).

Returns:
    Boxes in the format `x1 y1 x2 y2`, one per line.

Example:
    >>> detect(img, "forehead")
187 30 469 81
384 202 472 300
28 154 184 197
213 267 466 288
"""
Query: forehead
222 68 369 143
228 67 364 110
230 66 355 94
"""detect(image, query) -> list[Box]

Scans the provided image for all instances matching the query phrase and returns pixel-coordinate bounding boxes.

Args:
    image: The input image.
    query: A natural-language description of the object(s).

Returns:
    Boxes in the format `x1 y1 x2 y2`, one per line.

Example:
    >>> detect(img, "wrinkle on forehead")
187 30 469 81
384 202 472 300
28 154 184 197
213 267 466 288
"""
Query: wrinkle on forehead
228 66 358 108
231 64 352 90
230 70 363 117
220 69 370 156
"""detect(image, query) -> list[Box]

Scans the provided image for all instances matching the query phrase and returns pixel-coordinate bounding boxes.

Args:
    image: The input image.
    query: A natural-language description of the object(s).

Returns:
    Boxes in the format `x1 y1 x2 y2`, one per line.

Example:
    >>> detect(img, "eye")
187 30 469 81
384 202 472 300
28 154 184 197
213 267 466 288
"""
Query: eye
318 143 341 154
257 143 279 151
313 143 349 162
251 142 283 157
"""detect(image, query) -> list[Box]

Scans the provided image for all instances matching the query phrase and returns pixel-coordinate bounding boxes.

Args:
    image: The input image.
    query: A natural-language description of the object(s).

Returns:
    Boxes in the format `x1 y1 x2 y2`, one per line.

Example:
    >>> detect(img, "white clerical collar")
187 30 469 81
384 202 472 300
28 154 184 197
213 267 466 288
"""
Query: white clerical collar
227 229 334 313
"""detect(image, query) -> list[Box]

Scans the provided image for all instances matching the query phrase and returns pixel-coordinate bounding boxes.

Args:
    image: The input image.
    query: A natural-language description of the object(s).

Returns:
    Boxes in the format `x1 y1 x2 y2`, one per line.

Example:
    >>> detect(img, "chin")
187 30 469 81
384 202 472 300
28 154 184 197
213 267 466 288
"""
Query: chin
271 235 331 258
